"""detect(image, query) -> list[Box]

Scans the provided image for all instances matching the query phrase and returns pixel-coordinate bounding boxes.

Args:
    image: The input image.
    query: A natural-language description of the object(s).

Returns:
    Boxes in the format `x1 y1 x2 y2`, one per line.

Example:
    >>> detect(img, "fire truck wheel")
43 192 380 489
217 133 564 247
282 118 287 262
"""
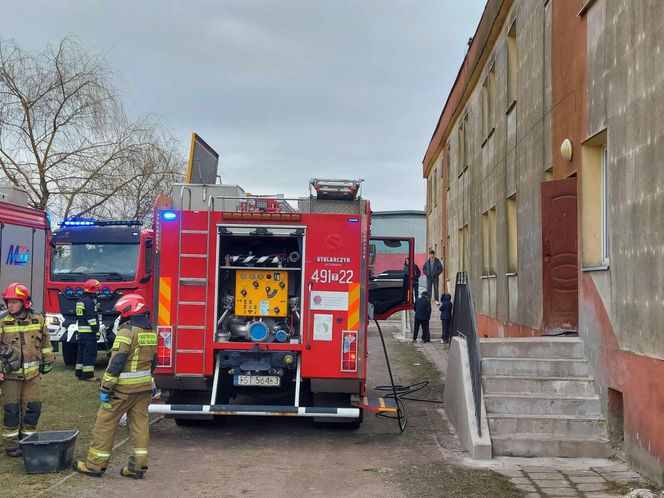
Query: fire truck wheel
61 342 78 366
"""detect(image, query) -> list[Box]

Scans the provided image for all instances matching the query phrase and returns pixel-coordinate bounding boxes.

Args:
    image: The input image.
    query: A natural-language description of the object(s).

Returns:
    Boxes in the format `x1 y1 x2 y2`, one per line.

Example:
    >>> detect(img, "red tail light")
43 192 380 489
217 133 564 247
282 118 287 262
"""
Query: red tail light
157 326 172 367
341 330 358 372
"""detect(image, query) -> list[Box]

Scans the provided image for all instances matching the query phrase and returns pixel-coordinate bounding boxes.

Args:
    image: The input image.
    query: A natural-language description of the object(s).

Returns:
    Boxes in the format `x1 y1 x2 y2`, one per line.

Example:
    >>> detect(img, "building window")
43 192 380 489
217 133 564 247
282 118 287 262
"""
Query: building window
427 178 431 212
457 115 468 176
482 207 497 276
600 146 608 262
433 168 438 207
581 130 609 267
458 225 469 272
507 194 517 273
445 235 450 279
444 144 450 191
507 20 517 107
482 65 496 140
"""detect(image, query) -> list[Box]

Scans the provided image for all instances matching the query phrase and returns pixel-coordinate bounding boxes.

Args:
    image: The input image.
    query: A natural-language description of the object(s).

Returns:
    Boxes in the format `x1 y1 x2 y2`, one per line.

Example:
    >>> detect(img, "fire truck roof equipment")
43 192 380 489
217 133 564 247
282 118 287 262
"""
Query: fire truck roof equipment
309 179 363 200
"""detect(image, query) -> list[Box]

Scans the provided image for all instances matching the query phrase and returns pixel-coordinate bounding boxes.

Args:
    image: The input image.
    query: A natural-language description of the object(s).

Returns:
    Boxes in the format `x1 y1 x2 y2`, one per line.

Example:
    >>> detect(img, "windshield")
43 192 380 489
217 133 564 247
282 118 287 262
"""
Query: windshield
50 243 140 282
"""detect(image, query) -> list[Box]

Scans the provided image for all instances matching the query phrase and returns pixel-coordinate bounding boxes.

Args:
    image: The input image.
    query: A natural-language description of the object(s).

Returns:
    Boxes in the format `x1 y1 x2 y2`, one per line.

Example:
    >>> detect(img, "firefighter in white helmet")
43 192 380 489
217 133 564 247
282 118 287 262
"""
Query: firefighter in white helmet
74 293 157 479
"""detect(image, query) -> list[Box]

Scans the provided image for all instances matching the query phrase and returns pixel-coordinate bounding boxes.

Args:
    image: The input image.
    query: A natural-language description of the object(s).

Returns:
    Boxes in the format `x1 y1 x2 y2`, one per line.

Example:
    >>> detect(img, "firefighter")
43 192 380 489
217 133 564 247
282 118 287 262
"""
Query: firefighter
74 293 157 479
0 283 55 457
75 279 101 380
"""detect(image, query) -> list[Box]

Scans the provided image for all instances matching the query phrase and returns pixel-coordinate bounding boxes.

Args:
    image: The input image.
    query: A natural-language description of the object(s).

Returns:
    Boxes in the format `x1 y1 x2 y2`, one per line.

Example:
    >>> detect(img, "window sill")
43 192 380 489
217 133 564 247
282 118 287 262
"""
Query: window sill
481 128 495 148
480 274 497 279
505 272 518 277
505 100 516 115
582 264 610 272
578 0 597 17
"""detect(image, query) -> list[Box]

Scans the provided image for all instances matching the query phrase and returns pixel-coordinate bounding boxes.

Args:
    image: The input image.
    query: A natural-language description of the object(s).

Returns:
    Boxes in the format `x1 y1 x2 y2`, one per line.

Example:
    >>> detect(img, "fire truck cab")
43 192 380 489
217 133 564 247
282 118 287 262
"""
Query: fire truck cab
150 179 414 425
45 220 154 365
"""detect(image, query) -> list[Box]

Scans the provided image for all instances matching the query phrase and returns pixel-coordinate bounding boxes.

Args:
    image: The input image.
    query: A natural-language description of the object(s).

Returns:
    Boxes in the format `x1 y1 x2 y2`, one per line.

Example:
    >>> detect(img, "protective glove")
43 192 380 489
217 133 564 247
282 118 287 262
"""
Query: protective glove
151 379 158 398
99 390 111 403
40 364 53 375
99 389 113 409
95 331 100 340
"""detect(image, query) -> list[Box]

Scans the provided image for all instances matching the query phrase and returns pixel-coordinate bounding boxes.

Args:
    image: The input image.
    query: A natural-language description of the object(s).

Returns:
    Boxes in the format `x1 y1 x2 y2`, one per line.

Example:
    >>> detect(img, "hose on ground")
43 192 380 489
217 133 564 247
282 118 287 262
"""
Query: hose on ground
372 320 445 434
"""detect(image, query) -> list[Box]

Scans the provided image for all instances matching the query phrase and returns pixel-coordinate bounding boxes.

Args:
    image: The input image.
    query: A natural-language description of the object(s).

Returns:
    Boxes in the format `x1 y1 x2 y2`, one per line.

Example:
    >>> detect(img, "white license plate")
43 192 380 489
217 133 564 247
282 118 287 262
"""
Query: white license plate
234 375 281 387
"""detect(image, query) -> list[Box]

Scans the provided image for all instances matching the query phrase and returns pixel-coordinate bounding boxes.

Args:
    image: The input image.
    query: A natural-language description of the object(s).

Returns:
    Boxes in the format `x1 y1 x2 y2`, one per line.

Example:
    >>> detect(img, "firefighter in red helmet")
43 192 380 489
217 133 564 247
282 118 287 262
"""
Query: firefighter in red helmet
75 279 101 380
0 283 55 457
75 293 157 479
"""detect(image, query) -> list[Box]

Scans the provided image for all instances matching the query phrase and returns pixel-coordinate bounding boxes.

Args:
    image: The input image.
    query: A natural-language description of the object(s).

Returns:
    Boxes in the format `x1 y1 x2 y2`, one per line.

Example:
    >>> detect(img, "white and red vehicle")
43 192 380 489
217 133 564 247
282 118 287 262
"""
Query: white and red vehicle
149 179 414 425
0 186 49 312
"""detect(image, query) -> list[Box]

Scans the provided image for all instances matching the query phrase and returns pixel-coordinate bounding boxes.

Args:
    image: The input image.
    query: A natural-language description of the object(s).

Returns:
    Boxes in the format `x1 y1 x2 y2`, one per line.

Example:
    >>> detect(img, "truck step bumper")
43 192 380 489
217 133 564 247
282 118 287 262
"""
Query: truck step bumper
149 403 360 418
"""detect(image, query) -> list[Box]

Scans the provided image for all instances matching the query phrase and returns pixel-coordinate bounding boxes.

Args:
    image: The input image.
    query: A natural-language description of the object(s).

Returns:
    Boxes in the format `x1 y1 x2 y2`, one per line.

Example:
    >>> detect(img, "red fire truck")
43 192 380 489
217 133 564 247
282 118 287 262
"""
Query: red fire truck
45 219 154 365
149 179 414 425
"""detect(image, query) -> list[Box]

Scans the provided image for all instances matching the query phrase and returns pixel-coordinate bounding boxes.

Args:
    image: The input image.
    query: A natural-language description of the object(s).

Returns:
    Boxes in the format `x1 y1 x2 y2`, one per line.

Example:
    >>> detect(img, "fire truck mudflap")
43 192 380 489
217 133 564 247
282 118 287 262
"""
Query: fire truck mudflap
149 179 412 423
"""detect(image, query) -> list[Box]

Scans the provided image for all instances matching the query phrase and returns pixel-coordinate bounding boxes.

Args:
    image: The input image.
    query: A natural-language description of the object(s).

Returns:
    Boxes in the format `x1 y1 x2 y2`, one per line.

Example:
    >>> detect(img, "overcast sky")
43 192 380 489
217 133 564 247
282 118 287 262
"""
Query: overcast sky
4 0 485 211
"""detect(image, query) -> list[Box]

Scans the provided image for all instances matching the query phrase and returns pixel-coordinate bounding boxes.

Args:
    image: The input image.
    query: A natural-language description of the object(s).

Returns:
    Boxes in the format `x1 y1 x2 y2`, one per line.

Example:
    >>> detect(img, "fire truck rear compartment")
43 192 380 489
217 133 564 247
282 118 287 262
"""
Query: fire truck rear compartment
215 228 303 344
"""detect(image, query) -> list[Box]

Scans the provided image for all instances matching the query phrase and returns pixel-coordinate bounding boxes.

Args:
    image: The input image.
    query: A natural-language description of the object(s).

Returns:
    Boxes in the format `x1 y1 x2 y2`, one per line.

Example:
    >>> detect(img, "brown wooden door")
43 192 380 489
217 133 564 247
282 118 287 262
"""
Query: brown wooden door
541 177 578 331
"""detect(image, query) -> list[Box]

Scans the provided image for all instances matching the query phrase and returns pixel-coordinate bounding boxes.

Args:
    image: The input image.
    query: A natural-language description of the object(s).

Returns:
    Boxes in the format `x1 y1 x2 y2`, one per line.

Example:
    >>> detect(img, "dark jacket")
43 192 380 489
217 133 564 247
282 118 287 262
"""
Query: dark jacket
423 257 443 278
439 293 453 320
412 263 421 286
414 296 432 321
76 294 99 335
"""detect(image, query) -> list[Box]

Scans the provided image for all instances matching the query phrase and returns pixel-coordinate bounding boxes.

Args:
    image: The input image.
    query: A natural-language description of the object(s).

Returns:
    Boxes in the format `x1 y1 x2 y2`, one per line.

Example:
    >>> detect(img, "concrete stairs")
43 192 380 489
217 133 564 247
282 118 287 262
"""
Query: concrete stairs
481 337 612 458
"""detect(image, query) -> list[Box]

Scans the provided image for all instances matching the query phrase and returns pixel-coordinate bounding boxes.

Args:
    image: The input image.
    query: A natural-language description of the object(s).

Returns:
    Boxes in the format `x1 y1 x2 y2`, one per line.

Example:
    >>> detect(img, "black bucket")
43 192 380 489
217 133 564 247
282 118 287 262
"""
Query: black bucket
19 430 80 474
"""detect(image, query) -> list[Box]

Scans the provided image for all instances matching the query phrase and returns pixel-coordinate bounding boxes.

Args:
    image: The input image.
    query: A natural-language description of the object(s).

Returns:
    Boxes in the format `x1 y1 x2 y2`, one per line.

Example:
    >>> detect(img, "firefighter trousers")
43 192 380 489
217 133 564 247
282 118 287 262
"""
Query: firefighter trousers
75 332 97 380
86 390 151 473
2 377 42 452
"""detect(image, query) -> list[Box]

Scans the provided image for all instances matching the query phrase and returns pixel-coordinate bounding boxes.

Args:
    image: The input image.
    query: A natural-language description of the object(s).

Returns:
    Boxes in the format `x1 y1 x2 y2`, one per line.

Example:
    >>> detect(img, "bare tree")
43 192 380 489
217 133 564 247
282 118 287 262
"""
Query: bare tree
0 37 184 218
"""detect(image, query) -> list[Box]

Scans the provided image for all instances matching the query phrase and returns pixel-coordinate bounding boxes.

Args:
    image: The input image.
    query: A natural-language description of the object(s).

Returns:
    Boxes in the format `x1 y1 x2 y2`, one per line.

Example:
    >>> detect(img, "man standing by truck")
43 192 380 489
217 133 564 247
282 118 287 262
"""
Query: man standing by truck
75 279 101 381
0 283 55 457
74 294 158 479
422 249 443 305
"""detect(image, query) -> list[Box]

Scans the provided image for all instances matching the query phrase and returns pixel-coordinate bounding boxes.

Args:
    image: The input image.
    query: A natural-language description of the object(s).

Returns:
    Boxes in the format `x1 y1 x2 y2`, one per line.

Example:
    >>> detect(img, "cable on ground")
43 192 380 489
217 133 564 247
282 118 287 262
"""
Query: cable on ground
373 319 445 434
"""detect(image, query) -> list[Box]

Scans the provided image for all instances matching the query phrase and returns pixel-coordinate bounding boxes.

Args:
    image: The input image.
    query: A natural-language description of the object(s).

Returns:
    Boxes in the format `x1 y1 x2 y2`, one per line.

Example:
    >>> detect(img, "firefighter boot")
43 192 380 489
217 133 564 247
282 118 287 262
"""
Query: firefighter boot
2 382 22 456
73 460 104 477
120 466 145 479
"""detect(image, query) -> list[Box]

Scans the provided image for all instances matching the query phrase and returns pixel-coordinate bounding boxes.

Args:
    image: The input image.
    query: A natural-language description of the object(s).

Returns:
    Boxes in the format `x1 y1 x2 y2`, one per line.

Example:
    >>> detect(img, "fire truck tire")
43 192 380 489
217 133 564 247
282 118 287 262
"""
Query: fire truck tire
61 342 78 366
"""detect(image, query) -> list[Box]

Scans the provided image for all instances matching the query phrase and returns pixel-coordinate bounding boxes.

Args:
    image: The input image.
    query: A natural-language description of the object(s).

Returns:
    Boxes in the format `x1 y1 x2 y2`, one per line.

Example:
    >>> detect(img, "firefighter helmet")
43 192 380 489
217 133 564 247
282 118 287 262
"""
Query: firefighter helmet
2 283 32 309
114 294 146 318
84 279 101 294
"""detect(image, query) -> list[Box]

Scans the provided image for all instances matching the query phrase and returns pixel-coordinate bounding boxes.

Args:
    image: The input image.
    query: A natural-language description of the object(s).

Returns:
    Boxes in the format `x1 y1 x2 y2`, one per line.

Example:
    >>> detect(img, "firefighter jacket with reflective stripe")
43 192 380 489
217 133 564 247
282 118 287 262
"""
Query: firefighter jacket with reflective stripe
76 295 99 335
101 314 157 394
0 311 55 381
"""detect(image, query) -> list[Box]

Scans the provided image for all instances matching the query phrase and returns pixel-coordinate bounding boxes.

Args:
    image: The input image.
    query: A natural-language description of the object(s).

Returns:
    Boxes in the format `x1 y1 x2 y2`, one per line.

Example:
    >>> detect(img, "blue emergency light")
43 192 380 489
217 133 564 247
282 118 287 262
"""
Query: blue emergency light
162 211 177 221
59 218 142 228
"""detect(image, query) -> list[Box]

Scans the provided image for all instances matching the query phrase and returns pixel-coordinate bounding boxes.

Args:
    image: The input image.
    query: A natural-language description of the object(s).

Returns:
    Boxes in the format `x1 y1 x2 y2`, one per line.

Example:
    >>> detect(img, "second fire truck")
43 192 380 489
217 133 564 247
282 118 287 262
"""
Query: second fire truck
46 219 154 365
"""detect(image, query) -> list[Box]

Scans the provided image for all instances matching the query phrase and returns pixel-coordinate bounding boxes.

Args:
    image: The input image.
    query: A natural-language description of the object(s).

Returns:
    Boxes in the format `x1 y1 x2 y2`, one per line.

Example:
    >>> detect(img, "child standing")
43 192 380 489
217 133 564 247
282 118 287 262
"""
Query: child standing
439 293 453 346
412 291 432 343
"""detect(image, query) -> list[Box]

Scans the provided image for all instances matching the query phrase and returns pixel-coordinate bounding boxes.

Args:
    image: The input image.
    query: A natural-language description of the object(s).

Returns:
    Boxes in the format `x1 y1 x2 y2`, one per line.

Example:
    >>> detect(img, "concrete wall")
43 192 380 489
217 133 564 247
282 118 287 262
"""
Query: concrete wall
425 153 444 260
444 0 551 331
423 0 664 483
579 0 664 483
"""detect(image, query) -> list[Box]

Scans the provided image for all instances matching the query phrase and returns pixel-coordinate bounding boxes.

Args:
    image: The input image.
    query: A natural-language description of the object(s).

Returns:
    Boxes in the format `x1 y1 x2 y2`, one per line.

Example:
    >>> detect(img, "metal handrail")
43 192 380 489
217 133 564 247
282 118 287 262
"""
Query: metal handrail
450 272 483 436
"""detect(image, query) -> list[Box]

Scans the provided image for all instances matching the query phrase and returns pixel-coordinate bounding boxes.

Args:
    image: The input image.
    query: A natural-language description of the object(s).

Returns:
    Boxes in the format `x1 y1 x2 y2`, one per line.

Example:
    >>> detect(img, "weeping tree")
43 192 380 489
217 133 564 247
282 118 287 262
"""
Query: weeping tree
0 37 184 222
